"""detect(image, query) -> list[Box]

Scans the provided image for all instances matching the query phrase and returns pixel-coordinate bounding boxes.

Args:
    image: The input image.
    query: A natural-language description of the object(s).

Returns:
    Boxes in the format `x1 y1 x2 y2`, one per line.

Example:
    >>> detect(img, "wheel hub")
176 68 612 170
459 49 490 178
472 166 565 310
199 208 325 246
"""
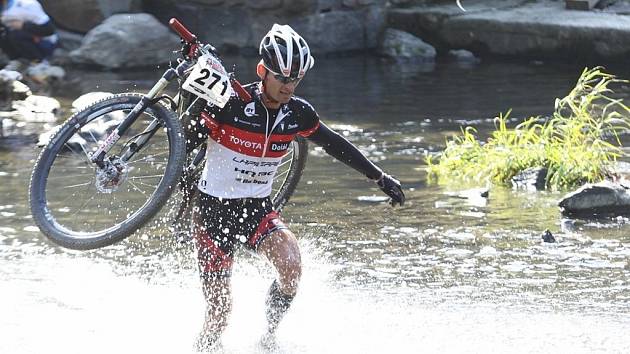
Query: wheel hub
94 157 129 193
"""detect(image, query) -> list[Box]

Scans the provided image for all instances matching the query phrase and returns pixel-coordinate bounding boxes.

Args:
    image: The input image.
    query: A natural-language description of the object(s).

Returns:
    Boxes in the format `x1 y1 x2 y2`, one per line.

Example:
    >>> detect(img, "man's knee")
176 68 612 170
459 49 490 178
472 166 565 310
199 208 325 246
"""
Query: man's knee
261 230 302 294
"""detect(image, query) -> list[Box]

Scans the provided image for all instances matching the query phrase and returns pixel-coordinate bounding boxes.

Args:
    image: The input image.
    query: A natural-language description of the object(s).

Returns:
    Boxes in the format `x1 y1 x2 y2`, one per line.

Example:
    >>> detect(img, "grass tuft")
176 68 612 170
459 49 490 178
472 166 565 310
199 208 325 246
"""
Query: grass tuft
426 67 630 190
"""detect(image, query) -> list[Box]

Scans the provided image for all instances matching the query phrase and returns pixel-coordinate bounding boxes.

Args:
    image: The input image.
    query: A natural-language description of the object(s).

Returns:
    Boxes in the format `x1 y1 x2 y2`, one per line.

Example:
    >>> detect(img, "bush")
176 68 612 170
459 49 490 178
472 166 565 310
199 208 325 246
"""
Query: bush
426 67 630 190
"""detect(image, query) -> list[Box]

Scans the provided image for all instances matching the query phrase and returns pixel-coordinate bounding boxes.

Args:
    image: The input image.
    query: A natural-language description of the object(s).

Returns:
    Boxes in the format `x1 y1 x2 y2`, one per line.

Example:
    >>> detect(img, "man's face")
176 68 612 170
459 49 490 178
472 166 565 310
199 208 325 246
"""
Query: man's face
263 70 302 104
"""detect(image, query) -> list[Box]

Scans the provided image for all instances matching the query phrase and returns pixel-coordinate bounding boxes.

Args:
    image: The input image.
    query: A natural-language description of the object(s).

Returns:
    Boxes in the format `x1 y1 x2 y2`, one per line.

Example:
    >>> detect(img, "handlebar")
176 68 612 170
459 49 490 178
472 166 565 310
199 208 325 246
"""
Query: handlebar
168 18 196 44
168 17 251 103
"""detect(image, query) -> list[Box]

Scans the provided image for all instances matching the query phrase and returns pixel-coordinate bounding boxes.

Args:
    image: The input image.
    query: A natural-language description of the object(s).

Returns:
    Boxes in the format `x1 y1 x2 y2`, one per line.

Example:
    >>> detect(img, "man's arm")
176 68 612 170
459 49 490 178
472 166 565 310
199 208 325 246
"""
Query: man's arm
22 20 55 37
305 122 405 206
306 121 382 180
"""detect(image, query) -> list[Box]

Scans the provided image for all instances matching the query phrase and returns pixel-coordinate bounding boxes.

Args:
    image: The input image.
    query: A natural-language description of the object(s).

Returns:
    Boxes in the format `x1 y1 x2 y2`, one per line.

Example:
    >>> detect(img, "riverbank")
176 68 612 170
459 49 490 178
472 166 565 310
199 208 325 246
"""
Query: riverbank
2 0 625 72
389 0 630 63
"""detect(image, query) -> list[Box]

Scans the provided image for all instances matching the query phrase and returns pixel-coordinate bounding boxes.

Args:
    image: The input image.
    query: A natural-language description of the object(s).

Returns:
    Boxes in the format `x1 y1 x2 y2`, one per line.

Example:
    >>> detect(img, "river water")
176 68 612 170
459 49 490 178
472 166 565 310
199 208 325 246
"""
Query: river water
1 56 629 353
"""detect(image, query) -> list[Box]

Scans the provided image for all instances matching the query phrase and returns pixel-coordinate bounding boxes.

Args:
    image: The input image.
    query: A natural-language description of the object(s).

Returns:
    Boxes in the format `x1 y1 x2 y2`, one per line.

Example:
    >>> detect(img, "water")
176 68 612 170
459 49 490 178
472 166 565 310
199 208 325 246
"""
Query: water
1 57 629 353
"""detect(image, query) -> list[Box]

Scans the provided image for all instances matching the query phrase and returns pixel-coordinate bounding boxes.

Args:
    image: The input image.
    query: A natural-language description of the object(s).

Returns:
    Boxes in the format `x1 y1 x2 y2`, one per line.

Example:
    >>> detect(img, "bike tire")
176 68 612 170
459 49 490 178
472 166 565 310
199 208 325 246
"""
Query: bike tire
29 93 186 250
271 135 308 211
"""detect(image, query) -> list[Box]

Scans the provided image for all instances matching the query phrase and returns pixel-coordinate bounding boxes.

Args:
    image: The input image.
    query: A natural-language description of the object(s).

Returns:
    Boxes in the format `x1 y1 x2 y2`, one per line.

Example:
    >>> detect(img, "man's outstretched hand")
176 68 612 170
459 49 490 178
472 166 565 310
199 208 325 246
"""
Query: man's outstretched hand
376 173 405 206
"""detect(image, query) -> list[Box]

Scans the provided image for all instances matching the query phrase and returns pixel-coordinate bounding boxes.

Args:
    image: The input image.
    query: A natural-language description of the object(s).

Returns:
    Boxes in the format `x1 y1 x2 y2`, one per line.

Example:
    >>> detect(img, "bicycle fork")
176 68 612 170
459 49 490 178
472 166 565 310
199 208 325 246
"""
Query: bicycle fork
89 60 194 168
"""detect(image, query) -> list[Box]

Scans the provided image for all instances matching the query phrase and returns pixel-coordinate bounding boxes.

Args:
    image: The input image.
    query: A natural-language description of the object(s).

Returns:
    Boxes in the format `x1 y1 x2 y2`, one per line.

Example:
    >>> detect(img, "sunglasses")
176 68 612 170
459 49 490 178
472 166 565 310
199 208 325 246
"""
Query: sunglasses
264 66 302 85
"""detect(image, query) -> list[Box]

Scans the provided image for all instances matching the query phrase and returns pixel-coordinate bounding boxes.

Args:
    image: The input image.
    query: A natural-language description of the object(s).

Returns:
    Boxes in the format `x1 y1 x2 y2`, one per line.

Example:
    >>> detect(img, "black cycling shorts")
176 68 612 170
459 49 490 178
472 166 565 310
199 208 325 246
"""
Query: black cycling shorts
192 192 286 278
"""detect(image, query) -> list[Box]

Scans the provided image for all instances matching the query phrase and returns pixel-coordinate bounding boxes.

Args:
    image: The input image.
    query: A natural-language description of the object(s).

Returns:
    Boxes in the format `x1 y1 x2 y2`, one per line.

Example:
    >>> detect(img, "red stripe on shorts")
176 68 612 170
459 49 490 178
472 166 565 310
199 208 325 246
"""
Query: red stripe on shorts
248 211 284 248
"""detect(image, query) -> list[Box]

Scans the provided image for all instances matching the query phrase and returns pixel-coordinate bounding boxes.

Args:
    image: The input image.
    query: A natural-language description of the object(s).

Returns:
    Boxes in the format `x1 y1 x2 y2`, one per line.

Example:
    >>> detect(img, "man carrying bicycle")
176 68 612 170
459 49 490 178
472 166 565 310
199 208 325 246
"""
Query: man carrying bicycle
187 24 405 350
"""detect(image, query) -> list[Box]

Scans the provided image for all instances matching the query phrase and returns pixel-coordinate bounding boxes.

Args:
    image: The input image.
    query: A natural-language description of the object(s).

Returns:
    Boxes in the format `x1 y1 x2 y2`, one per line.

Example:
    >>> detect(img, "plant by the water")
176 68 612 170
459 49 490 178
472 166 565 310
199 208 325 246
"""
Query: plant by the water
426 67 630 190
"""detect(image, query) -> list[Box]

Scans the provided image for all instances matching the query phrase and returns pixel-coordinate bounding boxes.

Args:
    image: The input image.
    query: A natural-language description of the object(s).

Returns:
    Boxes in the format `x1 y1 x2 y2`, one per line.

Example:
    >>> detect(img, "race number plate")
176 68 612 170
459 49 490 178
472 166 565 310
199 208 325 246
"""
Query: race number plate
182 53 232 108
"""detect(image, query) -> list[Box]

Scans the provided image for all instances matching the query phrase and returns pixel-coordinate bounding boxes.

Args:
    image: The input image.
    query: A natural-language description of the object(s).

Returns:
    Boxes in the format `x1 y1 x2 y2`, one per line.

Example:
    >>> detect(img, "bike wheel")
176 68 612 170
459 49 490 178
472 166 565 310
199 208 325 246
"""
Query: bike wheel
29 93 186 250
271 135 308 211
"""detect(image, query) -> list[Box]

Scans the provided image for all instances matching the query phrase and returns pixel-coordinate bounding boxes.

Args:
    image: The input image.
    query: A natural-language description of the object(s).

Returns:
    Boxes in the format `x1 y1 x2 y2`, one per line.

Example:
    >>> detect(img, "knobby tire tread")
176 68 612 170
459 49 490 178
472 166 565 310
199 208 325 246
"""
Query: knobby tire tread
29 93 186 250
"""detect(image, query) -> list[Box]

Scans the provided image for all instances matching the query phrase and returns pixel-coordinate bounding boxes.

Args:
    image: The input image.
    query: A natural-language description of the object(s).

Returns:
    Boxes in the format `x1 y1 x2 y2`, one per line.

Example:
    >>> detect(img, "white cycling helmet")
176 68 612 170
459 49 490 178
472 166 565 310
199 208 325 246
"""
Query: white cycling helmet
259 24 314 79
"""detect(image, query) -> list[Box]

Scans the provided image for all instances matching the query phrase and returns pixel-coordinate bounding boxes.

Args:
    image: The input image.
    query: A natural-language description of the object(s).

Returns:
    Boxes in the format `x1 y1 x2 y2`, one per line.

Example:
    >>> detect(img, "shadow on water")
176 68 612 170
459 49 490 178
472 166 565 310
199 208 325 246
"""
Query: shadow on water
1 56 630 353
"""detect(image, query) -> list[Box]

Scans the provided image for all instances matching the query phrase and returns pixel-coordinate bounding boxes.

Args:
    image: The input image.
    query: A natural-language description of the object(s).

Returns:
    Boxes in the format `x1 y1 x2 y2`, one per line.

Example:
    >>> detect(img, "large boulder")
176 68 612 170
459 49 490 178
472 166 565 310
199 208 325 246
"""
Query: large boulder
378 28 436 59
291 9 383 53
388 1 630 61
144 0 382 53
70 13 181 69
558 180 630 216
41 0 142 33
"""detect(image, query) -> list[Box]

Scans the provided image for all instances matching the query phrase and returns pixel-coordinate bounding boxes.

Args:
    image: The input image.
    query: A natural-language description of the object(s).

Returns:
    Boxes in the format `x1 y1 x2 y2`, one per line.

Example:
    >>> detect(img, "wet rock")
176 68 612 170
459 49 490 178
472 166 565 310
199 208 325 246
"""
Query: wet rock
41 0 142 33
248 0 283 10
292 10 367 53
0 72 16 111
560 218 577 232
70 13 180 69
11 81 32 101
37 100 124 151
541 229 555 243
447 49 480 63
558 180 630 216
378 28 436 59
56 29 85 52
357 195 390 203
72 92 113 112
25 62 66 84
342 0 377 7
0 70 22 82
37 125 87 149
388 1 630 61
511 167 547 191
11 95 60 123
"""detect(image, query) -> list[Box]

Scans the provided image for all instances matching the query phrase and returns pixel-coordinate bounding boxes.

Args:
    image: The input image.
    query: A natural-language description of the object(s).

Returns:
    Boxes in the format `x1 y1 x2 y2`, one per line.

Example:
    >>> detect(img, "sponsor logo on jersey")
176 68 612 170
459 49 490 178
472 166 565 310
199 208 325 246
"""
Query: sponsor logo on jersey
232 157 279 167
233 116 261 127
270 142 290 151
229 135 263 150
288 123 299 129
244 102 256 117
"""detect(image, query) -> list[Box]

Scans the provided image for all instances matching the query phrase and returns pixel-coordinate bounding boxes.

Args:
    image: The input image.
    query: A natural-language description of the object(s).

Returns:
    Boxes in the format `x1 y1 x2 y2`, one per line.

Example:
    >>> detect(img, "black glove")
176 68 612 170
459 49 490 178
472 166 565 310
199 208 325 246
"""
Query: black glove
376 173 405 206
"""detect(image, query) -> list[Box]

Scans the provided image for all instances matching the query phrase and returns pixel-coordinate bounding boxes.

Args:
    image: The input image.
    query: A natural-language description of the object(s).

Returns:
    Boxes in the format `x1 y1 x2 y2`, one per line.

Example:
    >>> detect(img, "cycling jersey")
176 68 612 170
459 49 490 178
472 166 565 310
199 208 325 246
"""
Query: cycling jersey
197 82 319 198
195 81 384 199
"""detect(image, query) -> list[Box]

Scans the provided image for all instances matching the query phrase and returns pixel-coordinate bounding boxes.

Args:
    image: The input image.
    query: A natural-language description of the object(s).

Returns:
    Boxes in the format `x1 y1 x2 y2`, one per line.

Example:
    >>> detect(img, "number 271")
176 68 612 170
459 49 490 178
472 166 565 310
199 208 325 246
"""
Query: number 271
194 68 228 95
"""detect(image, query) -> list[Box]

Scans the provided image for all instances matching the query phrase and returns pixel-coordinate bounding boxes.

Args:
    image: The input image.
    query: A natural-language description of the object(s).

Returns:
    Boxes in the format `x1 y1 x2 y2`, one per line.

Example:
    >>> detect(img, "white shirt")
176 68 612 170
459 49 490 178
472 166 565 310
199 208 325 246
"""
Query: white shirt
2 0 57 43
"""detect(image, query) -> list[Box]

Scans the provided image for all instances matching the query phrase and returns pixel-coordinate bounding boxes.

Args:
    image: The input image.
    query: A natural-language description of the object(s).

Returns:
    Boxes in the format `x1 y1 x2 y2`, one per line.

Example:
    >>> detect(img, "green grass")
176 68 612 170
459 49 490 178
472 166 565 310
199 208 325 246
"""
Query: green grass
426 67 630 190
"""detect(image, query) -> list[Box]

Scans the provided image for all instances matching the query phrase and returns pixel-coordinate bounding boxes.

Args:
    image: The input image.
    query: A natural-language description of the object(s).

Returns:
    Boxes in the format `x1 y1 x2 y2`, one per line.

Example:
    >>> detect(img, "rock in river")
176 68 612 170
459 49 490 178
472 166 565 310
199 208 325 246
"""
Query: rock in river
558 180 630 216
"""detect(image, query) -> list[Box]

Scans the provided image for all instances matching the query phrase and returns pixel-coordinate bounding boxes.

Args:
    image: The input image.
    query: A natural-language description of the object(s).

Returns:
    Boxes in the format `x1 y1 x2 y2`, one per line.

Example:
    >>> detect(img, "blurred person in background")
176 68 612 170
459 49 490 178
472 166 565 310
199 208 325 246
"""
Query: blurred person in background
0 0 57 71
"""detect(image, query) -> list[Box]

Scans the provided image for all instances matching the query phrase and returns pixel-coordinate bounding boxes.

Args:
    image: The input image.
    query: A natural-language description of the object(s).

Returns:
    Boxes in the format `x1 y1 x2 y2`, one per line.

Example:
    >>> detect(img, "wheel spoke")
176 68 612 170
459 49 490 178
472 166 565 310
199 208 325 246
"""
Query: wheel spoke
274 169 291 181
127 179 148 195
128 174 163 179
68 191 99 218
60 181 93 189
127 151 170 165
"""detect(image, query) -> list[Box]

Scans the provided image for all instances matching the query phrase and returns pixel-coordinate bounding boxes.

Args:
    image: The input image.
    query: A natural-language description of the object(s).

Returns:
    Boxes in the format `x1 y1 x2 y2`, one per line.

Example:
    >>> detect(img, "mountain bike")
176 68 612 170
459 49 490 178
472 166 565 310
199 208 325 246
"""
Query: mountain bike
29 19 308 250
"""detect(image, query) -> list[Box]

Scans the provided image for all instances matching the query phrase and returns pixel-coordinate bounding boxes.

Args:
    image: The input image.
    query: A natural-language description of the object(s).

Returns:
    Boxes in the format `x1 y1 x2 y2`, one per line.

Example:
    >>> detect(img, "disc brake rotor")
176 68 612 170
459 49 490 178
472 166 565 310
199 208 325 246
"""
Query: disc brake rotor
94 157 129 193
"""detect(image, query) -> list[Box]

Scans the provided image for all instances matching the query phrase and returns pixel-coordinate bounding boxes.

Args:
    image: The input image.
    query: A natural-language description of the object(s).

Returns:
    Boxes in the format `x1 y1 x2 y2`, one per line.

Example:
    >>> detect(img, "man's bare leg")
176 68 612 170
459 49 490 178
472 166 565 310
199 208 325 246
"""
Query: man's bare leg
258 229 302 334
196 276 232 350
